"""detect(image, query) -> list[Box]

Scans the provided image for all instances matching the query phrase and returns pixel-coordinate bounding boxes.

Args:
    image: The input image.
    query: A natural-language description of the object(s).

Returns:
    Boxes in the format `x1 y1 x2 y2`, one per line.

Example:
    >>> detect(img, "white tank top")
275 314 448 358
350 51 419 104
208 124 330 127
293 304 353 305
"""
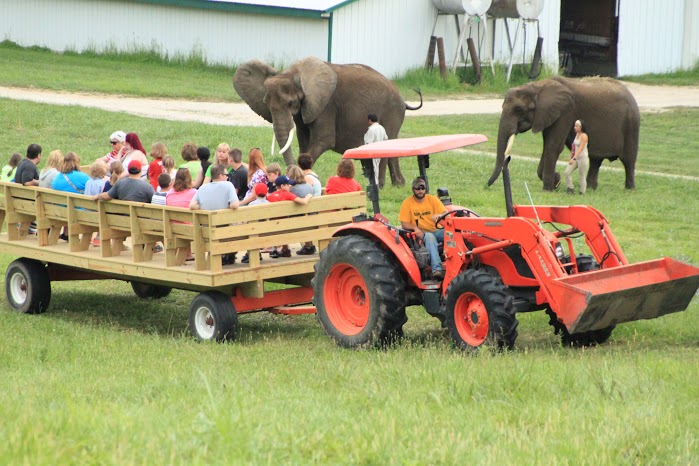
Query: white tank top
573 134 588 159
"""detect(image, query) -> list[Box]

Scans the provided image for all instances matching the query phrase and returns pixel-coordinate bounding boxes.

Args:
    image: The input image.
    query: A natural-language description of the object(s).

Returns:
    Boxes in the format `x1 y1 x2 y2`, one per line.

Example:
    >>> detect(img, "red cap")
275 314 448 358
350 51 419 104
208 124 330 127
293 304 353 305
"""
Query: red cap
127 160 142 174
254 183 268 196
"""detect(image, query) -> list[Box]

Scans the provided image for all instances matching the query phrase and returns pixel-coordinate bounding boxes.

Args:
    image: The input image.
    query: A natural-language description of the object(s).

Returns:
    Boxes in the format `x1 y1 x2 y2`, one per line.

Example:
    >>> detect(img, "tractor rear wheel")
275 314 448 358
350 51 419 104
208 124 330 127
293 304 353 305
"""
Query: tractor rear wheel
548 255 615 347
312 235 406 348
444 269 518 351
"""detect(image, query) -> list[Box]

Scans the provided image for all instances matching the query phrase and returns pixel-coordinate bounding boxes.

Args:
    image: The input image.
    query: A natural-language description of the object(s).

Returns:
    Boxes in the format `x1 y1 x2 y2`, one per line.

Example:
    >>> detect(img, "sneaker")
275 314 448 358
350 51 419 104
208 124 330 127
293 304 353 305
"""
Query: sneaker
241 253 262 264
222 253 237 265
271 248 291 259
59 233 69 242
296 245 317 255
91 238 101 247
28 226 37 235
153 244 163 253
432 269 445 280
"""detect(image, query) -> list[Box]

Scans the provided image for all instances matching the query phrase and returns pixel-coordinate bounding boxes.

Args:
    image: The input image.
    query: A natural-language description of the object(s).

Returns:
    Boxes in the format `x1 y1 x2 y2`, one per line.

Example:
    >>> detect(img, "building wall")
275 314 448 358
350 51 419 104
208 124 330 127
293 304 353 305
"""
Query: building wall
683 0 699 69
0 0 327 67
617 0 686 76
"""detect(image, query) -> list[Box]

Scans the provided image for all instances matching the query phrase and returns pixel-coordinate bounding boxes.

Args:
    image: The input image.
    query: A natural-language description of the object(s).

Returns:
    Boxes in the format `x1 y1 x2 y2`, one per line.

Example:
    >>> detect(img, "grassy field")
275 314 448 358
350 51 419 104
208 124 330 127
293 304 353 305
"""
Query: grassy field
0 98 697 464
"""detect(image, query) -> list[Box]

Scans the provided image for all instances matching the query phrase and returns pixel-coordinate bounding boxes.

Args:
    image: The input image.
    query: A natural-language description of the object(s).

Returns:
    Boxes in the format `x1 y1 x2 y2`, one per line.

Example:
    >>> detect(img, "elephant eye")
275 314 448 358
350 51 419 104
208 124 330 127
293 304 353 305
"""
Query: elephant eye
288 100 294 108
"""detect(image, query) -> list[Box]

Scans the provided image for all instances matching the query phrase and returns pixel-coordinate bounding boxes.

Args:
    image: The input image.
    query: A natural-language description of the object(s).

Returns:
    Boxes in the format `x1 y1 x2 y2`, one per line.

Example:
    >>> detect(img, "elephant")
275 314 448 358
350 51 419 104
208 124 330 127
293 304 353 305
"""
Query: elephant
488 76 640 191
233 57 422 187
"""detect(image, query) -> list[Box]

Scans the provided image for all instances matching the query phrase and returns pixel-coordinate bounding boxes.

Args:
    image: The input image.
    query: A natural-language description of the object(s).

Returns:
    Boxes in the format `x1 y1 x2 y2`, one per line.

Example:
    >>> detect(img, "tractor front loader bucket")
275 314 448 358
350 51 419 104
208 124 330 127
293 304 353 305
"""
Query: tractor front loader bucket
547 258 699 334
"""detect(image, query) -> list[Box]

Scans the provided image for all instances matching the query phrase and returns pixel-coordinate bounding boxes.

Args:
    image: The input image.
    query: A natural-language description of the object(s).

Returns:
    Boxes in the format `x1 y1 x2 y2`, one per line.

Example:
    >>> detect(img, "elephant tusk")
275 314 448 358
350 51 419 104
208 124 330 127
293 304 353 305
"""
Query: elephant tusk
504 134 515 156
279 127 295 154
271 133 276 155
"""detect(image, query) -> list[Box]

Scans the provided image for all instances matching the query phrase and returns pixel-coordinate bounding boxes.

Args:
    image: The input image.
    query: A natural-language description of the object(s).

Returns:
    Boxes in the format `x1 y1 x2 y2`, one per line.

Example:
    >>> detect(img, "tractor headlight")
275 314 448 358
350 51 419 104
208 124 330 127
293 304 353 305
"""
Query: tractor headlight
555 244 565 259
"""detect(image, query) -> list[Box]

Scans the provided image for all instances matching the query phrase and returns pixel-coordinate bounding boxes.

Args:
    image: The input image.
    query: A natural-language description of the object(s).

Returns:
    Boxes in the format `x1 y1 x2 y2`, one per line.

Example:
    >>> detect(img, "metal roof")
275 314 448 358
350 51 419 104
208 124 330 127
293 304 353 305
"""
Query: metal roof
135 0 359 18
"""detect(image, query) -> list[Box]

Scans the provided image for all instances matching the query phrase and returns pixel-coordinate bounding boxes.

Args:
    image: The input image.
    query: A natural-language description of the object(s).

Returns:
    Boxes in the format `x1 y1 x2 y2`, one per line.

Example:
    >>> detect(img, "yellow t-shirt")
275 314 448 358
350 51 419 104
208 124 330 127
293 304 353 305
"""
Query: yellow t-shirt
398 194 446 232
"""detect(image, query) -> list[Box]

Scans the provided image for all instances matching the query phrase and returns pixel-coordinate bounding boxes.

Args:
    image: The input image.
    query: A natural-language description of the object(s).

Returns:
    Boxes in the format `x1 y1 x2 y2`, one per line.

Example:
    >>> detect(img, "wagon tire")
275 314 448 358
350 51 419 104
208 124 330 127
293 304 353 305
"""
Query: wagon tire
188 291 238 342
5 258 51 314
130 281 172 299
312 235 406 348
444 269 518 351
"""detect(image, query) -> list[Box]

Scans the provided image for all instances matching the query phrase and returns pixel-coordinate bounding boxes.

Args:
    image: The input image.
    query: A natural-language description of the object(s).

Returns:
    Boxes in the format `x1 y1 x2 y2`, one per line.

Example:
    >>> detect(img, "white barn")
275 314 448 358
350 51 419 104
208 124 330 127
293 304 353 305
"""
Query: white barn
1 0 697 78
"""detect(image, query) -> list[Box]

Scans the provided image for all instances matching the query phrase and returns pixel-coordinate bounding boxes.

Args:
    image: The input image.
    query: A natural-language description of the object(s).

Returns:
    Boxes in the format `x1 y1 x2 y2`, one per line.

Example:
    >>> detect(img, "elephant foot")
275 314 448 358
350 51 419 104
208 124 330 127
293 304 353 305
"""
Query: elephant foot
391 177 405 187
553 172 561 188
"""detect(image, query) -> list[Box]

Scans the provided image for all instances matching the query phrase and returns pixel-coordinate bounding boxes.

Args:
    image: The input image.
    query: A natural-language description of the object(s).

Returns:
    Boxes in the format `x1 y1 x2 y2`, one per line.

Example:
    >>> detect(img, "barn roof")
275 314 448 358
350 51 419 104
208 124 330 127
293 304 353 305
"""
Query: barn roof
136 0 359 18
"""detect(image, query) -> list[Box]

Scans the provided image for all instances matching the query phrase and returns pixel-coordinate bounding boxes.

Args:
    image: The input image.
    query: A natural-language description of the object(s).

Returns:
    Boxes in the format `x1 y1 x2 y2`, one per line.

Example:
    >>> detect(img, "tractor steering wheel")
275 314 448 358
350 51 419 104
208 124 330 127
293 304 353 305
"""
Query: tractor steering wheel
435 209 479 228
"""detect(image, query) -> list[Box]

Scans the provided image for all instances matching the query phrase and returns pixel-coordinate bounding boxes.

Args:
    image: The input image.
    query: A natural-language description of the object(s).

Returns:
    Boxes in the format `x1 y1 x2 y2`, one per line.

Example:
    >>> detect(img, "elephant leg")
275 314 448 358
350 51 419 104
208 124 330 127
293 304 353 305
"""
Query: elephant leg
387 158 405 187
377 158 388 189
540 128 566 190
587 158 603 190
622 154 636 190
296 123 311 155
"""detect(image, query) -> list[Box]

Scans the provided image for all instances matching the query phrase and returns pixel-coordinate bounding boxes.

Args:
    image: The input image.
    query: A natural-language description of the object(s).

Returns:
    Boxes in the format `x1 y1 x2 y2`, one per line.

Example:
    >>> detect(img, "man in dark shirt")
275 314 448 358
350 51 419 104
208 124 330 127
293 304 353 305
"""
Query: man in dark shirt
14 144 42 186
227 148 248 200
93 160 154 203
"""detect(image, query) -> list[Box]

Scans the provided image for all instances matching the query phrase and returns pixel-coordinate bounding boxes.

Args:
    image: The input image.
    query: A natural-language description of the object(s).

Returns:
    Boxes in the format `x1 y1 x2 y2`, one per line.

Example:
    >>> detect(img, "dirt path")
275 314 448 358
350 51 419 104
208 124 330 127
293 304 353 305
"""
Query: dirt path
2 82 699 127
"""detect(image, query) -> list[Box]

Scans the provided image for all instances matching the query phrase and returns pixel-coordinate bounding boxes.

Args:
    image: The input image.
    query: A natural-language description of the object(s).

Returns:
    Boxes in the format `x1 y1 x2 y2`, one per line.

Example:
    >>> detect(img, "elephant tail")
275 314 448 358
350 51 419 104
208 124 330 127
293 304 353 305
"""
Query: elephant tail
405 88 423 111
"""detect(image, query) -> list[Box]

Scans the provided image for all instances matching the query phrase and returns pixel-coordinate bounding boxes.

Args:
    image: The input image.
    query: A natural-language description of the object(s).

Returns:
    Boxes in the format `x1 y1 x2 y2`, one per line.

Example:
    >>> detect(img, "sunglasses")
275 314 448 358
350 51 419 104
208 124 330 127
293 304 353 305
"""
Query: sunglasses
110 141 119 145
413 185 426 190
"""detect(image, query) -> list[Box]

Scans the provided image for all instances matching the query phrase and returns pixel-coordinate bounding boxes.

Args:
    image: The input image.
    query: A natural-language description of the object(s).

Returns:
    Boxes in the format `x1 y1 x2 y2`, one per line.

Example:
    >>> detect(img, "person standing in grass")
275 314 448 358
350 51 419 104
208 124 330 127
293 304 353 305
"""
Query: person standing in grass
565 119 590 195
1 153 22 182
14 143 42 187
364 114 388 184
39 150 63 188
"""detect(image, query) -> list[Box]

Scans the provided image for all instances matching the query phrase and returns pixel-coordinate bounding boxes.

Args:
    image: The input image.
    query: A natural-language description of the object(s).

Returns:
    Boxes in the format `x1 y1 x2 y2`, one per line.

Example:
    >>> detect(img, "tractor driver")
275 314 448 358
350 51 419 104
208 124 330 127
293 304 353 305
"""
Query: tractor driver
399 177 447 280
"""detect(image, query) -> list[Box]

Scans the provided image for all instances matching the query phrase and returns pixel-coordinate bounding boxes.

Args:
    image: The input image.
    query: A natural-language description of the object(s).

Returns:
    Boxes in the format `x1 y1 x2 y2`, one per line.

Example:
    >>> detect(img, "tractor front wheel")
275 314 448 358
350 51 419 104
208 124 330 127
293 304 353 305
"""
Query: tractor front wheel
312 235 406 348
444 269 518 351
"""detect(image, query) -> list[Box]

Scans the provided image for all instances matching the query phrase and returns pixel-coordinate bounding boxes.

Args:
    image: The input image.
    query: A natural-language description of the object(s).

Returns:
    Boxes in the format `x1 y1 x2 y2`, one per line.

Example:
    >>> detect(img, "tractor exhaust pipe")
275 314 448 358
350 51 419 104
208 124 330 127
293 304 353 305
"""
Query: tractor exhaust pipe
503 156 514 217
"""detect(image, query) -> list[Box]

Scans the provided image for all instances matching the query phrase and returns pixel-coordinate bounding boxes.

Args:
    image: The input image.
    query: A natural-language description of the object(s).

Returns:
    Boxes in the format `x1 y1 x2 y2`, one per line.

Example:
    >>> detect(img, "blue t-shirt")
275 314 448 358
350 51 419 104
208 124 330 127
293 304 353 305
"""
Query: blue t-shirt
51 170 91 194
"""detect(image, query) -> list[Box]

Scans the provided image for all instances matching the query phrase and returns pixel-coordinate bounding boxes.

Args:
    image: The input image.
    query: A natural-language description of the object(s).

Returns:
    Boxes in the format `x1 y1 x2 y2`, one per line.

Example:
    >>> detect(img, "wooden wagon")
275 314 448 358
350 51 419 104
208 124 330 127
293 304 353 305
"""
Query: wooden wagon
0 182 366 341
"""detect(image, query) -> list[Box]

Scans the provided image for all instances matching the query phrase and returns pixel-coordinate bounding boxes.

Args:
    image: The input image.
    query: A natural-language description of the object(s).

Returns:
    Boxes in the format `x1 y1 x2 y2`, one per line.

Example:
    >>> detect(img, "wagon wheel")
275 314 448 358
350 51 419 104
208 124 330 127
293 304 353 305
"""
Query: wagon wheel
131 281 172 299
312 235 406 348
188 291 239 342
443 269 518 351
5 258 51 314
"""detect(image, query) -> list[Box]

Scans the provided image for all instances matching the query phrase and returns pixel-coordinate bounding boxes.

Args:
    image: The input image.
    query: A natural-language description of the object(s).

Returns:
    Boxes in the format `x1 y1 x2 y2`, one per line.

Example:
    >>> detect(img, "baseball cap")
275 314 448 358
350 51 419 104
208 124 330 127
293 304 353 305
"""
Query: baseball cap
127 160 142 175
412 177 426 189
110 131 126 143
254 183 269 196
274 175 295 187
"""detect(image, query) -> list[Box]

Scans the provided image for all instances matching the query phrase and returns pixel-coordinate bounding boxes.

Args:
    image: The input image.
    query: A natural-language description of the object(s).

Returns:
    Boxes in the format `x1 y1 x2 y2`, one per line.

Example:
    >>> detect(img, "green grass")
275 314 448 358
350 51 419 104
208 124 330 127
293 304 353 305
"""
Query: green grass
0 40 239 101
0 99 698 463
622 61 699 87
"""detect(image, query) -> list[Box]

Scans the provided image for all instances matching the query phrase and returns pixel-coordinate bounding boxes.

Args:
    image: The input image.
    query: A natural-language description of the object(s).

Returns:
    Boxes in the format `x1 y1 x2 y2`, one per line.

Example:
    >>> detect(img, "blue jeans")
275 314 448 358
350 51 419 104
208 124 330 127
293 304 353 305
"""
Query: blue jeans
424 229 444 272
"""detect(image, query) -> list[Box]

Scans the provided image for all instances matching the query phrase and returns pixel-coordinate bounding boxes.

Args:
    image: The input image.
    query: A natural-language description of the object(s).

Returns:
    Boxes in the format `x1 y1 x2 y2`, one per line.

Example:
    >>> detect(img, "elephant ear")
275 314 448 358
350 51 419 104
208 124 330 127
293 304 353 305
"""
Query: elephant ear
532 80 575 133
233 60 278 123
293 57 337 124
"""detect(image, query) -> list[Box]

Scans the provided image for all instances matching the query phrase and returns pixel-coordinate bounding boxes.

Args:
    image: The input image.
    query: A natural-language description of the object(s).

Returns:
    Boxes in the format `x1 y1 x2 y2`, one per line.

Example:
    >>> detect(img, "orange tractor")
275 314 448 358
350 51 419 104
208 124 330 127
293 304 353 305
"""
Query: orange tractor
312 135 699 350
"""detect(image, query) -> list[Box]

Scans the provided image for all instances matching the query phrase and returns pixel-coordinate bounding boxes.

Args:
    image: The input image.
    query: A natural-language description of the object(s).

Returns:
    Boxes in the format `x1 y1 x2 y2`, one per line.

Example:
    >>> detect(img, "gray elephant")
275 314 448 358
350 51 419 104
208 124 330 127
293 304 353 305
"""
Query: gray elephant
488 76 640 190
233 57 422 187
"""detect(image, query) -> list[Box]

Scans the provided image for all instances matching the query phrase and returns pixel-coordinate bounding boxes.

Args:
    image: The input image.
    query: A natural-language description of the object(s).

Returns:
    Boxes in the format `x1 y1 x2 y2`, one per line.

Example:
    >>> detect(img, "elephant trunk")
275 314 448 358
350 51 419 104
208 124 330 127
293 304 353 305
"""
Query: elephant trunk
272 115 296 165
488 120 517 186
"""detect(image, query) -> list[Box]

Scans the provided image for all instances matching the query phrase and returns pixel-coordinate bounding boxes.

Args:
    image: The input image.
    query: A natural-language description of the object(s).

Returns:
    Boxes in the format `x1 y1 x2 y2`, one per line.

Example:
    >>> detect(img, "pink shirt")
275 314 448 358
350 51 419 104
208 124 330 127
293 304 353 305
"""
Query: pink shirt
165 188 197 208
